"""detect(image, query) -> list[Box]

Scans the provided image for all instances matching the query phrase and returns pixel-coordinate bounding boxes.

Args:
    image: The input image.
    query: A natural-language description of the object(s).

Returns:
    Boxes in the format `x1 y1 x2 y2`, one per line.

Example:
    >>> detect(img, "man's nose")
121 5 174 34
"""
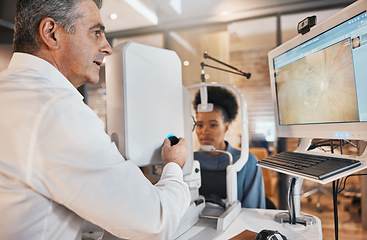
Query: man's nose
101 37 113 56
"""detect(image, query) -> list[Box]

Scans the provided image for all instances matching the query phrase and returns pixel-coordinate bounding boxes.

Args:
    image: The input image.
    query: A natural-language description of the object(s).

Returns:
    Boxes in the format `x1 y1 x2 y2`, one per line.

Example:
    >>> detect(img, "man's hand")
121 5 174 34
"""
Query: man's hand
161 138 188 168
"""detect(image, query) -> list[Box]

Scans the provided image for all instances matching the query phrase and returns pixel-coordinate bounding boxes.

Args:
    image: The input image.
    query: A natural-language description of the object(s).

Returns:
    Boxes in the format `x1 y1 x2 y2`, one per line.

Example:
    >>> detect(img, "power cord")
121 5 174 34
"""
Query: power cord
307 139 359 152
337 173 367 194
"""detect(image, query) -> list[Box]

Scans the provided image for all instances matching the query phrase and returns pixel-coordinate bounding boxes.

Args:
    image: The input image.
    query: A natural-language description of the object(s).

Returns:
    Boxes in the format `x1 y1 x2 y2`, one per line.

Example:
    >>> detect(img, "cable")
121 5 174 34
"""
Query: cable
307 139 358 152
333 180 339 240
340 139 343 155
337 173 367 194
337 177 344 192
306 138 363 240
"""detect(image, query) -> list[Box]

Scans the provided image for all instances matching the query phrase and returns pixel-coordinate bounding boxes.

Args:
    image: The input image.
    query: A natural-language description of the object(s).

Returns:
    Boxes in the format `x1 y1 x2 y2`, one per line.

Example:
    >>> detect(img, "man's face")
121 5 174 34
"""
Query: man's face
56 0 112 87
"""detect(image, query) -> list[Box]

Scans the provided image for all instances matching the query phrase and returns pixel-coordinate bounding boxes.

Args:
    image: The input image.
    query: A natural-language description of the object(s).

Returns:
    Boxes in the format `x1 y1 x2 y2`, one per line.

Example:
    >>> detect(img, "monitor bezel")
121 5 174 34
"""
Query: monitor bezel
268 0 367 141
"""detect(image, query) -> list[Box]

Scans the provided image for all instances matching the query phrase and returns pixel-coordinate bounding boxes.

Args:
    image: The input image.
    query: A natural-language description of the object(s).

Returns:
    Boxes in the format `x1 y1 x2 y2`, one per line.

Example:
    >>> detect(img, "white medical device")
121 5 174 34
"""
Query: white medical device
105 41 203 238
105 42 184 166
187 82 248 231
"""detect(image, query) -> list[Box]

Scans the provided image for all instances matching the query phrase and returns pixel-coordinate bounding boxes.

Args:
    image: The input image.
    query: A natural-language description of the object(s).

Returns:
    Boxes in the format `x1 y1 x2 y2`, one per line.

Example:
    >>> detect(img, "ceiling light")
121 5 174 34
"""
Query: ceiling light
169 0 182 14
124 0 158 25
220 11 230 17
109 13 118 20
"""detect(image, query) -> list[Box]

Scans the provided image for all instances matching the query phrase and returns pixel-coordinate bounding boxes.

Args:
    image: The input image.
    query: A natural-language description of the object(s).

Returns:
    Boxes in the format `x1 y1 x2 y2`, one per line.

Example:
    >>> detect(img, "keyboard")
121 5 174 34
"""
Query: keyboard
258 151 361 180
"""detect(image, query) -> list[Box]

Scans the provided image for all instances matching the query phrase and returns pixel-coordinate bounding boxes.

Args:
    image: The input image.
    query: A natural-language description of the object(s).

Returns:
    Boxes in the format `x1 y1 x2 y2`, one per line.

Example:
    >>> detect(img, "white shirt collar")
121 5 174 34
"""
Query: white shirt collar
8 52 83 98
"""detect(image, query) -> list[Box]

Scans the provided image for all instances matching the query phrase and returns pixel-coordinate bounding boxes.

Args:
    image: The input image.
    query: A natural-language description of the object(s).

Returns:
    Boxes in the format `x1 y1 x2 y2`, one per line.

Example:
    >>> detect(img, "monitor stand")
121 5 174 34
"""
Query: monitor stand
274 138 317 226
274 176 316 226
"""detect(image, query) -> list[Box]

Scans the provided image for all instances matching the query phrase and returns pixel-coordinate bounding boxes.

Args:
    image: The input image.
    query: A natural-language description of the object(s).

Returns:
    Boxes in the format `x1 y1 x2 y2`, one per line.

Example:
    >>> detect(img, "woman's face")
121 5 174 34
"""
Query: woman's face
195 108 229 151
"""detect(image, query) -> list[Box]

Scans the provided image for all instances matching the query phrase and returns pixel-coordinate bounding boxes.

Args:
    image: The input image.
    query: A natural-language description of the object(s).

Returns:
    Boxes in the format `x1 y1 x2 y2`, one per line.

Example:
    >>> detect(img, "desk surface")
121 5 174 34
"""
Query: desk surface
177 208 322 240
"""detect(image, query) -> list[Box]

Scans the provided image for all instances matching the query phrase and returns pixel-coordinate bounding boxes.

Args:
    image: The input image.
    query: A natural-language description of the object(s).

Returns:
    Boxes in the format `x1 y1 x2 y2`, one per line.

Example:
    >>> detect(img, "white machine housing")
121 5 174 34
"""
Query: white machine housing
105 41 187 167
105 42 203 238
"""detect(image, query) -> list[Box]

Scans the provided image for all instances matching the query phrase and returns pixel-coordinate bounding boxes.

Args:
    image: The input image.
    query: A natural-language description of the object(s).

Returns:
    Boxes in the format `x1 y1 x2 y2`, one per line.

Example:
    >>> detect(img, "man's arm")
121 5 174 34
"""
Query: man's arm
36 96 191 240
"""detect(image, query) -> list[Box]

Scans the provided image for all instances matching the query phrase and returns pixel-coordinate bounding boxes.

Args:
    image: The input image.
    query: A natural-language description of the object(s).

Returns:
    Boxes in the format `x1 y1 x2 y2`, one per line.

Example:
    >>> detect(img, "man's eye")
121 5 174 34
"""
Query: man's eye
94 30 102 37
196 124 203 128
210 124 218 128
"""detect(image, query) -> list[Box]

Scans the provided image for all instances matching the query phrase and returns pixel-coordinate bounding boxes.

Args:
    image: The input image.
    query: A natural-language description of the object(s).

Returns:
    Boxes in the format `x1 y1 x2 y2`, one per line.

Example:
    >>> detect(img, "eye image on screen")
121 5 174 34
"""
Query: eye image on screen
275 38 359 125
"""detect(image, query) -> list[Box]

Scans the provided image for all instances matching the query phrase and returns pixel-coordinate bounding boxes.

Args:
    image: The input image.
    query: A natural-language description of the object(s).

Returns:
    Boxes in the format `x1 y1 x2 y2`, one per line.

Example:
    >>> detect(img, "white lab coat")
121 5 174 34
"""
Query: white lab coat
0 53 190 240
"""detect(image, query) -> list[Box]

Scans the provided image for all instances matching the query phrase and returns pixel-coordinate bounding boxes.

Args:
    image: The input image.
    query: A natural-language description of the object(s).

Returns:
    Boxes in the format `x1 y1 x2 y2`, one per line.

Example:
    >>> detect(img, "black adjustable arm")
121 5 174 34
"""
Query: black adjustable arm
202 52 251 79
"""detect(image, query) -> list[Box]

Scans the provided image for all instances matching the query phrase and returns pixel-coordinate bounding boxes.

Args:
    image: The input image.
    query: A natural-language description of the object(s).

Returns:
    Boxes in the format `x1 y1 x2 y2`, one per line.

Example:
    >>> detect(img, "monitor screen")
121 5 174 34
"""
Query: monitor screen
268 0 367 140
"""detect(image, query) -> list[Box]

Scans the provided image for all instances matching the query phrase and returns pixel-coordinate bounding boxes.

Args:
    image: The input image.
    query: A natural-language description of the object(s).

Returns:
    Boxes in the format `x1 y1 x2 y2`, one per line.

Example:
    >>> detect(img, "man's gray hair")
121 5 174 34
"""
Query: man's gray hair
13 0 103 53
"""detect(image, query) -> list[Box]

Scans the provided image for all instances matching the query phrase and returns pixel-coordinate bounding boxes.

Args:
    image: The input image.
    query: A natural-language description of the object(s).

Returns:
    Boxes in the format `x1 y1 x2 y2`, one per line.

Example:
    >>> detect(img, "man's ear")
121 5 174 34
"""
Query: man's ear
38 17 61 49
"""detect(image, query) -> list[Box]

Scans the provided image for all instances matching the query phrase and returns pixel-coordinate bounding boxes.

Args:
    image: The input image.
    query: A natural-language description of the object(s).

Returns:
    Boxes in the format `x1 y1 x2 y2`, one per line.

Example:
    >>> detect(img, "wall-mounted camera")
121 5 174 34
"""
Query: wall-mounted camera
297 16 317 35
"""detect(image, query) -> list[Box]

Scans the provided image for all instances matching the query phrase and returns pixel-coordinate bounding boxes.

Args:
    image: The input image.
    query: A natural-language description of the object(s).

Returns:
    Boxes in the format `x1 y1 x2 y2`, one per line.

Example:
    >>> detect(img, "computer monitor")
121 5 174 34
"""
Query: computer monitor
105 41 193 175
268 0 367 141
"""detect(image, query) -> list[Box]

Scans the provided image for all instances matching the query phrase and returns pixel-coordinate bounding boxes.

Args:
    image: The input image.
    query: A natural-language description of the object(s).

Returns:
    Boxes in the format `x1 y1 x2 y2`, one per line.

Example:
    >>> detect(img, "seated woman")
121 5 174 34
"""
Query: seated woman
193 86 266 209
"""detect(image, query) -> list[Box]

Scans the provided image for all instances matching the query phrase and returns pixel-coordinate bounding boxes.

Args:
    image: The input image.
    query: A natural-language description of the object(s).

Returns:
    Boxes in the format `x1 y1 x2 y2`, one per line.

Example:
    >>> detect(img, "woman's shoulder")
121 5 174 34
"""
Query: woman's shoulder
227 144 258 162
227 142 240 154
248 152 258 160
247 152 259 165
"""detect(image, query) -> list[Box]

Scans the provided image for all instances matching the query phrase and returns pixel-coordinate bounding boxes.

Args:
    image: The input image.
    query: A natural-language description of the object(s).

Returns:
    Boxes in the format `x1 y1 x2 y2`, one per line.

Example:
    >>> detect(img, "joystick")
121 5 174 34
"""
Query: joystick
167 135 179 146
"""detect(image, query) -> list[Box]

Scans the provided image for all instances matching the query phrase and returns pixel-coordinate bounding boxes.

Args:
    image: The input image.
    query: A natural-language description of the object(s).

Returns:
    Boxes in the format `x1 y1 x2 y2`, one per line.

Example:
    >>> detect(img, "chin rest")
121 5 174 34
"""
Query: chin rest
204 194 226 208
199 170 227 200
